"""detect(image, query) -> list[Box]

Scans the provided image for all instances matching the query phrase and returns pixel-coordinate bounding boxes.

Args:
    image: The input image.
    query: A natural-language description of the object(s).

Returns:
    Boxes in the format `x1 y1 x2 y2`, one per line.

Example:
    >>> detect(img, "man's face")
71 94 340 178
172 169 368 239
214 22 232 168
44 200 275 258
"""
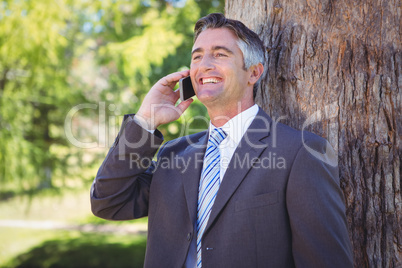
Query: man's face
190 28 253 110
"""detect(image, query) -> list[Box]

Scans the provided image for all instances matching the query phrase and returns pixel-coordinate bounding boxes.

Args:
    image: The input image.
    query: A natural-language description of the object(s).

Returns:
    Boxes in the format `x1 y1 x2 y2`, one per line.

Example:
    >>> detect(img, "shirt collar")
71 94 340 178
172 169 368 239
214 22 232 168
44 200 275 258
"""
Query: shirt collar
209 104 259 145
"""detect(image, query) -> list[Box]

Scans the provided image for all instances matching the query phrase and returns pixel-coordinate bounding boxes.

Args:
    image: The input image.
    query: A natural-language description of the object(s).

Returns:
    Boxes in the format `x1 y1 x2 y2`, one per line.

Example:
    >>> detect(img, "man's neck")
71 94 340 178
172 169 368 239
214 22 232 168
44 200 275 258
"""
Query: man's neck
208 101 255 127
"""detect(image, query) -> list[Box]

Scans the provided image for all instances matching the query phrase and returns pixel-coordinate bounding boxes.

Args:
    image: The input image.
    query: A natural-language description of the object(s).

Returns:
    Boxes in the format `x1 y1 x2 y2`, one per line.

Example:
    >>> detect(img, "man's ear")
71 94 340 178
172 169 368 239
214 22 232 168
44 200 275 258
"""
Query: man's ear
248 63 264 85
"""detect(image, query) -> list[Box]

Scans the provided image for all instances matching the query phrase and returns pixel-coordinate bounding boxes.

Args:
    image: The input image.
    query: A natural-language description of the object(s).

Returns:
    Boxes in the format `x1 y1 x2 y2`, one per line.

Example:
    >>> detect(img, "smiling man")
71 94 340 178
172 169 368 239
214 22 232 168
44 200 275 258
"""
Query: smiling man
91 13 353 268
190 27 260 122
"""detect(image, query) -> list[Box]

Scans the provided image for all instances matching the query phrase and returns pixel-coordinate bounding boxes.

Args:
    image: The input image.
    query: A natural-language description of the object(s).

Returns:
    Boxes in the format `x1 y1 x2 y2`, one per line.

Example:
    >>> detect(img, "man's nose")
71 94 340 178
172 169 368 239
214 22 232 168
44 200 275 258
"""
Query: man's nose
199 55 215 72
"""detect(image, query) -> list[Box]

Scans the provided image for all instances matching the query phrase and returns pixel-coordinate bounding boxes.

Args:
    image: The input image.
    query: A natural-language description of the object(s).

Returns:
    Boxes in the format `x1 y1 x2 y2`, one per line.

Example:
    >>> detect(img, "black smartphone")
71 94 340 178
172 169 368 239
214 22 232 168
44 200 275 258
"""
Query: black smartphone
179 76 195 101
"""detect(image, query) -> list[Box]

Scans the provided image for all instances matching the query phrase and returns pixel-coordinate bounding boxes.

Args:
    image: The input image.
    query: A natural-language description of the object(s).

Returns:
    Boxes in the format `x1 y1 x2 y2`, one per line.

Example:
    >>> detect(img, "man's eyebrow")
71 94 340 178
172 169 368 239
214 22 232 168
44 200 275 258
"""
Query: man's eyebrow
191 46 235 55
212 46 234 54
191 47 203 55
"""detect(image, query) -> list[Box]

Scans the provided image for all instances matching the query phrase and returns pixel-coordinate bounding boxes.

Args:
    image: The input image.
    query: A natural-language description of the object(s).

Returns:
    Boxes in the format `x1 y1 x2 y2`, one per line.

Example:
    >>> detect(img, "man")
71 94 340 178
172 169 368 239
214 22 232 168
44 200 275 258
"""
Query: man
91 13 353 267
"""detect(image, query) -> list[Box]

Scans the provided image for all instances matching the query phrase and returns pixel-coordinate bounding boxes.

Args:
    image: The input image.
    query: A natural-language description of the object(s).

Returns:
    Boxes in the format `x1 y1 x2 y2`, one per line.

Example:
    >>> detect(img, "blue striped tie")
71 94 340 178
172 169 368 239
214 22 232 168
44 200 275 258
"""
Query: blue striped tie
196 128 227 268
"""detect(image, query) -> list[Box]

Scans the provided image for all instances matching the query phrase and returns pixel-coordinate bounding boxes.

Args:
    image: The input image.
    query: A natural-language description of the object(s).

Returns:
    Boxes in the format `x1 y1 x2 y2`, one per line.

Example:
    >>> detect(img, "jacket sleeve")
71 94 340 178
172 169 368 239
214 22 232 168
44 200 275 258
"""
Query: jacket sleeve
90 114 164 221
286 136 354 267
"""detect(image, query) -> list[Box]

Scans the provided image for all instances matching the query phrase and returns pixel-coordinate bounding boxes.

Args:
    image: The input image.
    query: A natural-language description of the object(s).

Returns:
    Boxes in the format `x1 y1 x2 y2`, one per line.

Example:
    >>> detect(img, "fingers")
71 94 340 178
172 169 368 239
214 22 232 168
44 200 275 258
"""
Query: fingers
176 98 194 115
159 70 190 87
138 70 192 128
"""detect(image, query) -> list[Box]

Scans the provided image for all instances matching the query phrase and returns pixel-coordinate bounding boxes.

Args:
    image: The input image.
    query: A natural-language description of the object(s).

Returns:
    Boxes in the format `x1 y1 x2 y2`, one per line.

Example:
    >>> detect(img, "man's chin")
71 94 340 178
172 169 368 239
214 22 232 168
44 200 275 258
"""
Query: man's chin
197 93 220 106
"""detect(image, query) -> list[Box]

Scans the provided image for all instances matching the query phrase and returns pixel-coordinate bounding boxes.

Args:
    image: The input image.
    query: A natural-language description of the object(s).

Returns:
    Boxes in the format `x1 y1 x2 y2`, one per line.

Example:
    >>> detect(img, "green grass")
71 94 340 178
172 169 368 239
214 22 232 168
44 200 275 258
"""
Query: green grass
0 187 148 268
2 230 146 268
0 228 65 266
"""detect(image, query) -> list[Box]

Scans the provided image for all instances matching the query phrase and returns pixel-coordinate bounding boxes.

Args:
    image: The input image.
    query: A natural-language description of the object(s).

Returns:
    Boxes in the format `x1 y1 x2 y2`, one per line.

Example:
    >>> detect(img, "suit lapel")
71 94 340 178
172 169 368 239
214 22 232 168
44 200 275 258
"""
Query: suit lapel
205 109 272 232
181 131 208 225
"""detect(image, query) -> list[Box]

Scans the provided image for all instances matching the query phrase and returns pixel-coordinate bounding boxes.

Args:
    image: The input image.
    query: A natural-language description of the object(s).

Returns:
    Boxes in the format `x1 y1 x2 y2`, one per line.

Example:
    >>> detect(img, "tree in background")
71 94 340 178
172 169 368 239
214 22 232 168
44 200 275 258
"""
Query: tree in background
0 0 86 193
226 0 401 266
0 0 224 196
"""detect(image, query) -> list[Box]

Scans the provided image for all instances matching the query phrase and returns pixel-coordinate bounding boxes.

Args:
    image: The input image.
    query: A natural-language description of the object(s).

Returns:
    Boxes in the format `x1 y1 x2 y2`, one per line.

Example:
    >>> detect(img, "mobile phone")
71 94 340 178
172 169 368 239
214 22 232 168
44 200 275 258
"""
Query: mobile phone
179 76 195 101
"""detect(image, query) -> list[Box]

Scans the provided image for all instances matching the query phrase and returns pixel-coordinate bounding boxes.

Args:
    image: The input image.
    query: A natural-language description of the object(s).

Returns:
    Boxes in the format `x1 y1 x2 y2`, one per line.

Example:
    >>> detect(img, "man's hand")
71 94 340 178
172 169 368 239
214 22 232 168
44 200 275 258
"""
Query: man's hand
136 70 194 131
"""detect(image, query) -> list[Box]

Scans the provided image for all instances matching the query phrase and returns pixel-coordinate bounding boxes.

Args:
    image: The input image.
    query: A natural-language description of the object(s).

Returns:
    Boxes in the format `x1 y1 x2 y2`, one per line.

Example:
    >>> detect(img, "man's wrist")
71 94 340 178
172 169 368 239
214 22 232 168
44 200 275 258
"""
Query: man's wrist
133 114 156 134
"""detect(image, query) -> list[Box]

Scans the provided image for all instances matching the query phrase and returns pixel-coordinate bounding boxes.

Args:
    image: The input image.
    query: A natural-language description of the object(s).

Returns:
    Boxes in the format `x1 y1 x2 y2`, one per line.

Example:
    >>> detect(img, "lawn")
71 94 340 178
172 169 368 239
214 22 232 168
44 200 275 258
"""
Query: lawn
0 188 147 268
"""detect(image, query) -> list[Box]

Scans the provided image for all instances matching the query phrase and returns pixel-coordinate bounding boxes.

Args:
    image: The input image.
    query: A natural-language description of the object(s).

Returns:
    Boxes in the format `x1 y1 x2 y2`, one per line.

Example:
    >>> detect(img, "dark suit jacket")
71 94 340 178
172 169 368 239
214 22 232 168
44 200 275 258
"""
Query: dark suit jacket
91 107 353 267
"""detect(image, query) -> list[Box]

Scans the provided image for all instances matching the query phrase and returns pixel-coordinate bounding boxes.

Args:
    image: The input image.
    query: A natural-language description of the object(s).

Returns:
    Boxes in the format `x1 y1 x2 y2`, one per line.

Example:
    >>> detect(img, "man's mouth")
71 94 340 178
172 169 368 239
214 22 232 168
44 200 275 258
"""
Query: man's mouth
201 78 222 85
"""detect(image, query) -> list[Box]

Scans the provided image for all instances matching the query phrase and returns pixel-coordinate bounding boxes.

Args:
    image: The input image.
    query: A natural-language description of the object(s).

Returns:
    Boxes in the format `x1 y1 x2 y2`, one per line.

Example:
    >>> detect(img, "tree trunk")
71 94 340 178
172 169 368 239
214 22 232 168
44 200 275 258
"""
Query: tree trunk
225 0 401 267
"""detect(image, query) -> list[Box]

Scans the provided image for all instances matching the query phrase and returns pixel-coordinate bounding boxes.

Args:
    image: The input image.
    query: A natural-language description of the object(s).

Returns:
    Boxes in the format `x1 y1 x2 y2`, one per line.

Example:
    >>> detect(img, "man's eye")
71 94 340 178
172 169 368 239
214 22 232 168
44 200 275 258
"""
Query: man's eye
216 53 227 57
192 55 201 60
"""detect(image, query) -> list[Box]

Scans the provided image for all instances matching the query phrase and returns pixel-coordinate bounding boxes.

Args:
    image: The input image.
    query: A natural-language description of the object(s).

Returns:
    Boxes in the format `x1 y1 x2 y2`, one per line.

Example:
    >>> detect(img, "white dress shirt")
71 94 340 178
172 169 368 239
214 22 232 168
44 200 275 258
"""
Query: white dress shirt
208 104 259 182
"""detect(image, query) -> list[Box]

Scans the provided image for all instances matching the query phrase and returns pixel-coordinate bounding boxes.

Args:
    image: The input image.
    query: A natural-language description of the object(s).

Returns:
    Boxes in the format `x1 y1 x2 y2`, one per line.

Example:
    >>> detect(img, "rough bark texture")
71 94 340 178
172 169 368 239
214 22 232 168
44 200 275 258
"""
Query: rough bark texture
225 0 401 267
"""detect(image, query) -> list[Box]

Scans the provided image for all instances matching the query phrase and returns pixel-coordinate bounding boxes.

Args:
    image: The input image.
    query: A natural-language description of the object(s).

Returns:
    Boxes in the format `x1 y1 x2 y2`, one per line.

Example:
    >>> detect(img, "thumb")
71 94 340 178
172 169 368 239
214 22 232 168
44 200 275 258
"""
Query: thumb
176 98 194 115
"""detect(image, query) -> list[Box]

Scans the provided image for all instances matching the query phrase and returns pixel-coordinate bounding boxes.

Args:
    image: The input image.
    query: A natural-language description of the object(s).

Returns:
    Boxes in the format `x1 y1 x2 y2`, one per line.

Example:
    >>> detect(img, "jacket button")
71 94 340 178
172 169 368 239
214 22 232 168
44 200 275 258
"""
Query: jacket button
187 232 192 241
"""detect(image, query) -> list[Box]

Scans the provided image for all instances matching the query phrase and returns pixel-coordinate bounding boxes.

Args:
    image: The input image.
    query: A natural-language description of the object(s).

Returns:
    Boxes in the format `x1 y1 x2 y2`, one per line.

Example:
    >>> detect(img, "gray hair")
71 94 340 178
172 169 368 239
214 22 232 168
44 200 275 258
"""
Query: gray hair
194 13 265 97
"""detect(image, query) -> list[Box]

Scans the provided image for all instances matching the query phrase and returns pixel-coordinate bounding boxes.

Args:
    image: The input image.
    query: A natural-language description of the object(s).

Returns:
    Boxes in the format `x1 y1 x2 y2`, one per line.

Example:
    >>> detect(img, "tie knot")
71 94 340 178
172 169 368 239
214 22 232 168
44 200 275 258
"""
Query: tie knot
209 128 227 146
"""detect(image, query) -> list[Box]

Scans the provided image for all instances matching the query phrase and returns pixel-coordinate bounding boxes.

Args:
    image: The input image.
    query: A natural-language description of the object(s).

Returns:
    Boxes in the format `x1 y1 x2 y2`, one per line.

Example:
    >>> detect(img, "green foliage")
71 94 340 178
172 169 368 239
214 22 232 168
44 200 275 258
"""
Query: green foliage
0 0 224 195
0 0 87 193
6 233 147 268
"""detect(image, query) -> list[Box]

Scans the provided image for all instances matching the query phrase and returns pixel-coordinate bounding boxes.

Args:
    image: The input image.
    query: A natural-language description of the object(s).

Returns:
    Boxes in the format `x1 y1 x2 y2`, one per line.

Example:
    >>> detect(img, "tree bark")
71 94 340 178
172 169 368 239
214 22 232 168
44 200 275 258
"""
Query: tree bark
225 0 401 267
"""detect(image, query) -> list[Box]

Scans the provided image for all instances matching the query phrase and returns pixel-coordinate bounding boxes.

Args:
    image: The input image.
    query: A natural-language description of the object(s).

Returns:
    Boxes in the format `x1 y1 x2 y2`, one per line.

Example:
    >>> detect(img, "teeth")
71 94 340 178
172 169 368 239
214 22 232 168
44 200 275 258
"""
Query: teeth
202 78 220 84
